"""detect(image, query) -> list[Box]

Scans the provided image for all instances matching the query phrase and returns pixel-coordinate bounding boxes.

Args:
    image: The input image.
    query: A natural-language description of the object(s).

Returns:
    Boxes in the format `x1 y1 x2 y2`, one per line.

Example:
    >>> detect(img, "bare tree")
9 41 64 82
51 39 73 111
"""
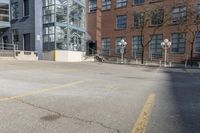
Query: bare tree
177 2 200 66
128 5 171 64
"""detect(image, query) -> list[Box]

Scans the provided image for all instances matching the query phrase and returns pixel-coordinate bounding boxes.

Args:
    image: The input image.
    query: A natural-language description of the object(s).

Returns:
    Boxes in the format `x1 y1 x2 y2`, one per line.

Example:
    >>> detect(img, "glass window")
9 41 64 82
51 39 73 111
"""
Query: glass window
12 29 19 50
23 0 29 16
89 0 97 13
197 4 200 20
134 12 144 27
102 0 111 10
133 0 145 5
102 38 111 55
68 29 84 51
43 0 55 6
102 38 111 49
150 34 163 58
116 0 127 8
172 6 187 23
117 15 127 29
151 9 164 25
69 4 84 28
116 37 125 54
171 33 186 53
56 26 68 50
132 36 143 58
43 26 55 43
11 2 18 20
56 5 67 23
195 32 200 52
0 4 9 22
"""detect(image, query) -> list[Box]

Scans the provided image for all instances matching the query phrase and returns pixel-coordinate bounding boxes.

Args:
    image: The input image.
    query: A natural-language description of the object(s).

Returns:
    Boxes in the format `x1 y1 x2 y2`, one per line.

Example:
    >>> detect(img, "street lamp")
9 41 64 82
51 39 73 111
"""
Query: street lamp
118 39 127 64
161 39 172 67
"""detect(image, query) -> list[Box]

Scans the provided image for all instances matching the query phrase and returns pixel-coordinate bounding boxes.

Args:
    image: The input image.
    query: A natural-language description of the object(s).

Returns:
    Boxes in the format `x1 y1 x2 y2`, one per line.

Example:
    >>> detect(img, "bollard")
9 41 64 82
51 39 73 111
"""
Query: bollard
124 58 127 64
185 60 188 68
169 62 172 67
159 60 162 67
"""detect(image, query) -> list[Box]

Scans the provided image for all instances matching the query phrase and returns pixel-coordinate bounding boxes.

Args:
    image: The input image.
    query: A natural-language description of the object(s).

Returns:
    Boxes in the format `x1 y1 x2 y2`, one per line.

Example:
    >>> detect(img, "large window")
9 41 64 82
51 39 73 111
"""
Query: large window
116 0 127 8
43 0 55 6
56 26 68 50
89 0 97 13
171 33 186 53
43 26 55 43
23 0 29 16
150 34 163 58
12 29 19 50
172 6 187 23
115 37 125 54
134 12 144 27
56 5 67 23
102 0 111 10
102 38 111 55
11 2 18 20
132 36 143 58
197 4 200 20
151 9 164 25
43 5 55 24
133 0 145 5
0 4 9 22
117 15 127 29
195 32 200 52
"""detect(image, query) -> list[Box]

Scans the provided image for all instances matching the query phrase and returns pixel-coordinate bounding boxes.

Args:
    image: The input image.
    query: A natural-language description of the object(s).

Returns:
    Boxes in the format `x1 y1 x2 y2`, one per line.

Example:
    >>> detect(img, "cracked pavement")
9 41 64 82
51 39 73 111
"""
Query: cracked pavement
0 60 200 133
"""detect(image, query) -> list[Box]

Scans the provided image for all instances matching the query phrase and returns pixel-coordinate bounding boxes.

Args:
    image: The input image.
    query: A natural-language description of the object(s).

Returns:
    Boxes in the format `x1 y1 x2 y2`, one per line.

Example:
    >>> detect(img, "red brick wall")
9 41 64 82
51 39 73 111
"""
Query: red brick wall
87 0 200 63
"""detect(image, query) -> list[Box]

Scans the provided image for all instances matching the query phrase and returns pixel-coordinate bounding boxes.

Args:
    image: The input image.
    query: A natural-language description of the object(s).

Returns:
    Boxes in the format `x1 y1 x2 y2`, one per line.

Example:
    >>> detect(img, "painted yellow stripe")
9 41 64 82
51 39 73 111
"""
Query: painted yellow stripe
131 93 156 133
0 80 84 102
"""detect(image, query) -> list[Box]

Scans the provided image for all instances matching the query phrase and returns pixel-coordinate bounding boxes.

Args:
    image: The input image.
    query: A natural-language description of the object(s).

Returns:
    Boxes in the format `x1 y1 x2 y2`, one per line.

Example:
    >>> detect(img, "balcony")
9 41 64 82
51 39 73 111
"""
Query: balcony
0 0 10 28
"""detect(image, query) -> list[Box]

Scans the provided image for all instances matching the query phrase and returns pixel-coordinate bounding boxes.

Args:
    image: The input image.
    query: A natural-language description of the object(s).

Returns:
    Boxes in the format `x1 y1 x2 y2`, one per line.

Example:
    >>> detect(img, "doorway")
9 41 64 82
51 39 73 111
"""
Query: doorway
87 41 97 55
23 33 31 51
3 36 9 50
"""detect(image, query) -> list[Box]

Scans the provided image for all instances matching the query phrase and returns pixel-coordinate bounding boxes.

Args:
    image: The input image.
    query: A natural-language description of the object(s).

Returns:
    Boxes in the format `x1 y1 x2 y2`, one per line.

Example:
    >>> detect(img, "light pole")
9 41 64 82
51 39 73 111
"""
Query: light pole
118 39 127 64
161 39 171 67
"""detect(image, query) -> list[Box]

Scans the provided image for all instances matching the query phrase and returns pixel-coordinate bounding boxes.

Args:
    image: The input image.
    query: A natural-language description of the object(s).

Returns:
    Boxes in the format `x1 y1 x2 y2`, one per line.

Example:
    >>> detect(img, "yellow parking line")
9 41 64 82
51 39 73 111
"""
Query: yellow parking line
131 93 156 133
0 80 85 102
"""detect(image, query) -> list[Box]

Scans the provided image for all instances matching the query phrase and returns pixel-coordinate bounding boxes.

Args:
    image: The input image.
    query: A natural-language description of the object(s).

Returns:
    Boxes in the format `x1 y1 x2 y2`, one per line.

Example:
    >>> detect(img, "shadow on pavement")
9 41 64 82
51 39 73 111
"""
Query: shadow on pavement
163 69 200 133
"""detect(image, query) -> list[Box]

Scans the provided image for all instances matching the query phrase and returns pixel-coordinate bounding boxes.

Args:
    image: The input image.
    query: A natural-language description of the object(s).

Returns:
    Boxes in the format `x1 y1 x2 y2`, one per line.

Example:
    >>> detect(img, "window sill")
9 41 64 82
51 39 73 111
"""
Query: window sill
102 9 111 12
148 24 163 27
149 0 163 4
132 3 144 7
115 6 127 10
114 28 126 31
88 11 97 14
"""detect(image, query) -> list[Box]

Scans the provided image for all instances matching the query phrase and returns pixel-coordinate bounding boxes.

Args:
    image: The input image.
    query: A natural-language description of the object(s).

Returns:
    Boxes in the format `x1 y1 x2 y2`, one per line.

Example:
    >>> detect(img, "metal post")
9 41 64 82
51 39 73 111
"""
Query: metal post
161 39 171 68
121 52 123 64
164 48 167 67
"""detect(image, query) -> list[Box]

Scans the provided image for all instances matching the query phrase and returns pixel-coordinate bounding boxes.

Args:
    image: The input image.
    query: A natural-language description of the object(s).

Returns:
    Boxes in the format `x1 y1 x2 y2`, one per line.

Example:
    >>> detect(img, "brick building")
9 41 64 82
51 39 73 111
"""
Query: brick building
87 0 200 64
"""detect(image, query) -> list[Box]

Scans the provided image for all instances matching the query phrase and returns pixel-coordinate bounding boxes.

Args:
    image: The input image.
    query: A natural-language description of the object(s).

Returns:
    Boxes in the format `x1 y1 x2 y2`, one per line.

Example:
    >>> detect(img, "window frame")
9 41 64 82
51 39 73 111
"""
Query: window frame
171 33 186 54
172 6 187 24
116 15 127 29
116 0 128 8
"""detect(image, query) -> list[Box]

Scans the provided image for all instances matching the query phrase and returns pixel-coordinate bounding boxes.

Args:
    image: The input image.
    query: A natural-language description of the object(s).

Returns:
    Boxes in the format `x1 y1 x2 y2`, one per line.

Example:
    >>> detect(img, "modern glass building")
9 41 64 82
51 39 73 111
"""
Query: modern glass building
43 0 86 61
0 0 10 28
0 0 86 62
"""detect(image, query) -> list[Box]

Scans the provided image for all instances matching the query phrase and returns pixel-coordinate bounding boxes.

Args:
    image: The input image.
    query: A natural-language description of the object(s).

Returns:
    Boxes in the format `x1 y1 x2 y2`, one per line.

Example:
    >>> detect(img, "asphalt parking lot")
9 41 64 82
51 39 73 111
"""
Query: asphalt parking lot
0 60 200 133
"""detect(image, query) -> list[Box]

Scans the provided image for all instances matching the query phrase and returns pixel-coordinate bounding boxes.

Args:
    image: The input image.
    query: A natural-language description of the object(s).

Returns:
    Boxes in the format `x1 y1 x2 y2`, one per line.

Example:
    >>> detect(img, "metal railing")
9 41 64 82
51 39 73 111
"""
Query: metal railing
0 43 18 51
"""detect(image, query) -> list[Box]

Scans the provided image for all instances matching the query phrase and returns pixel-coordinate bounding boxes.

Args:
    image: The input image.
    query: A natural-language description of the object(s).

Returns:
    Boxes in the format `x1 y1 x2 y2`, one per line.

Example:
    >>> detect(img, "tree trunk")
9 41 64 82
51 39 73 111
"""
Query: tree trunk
190 48 194 67
141 48 144 64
